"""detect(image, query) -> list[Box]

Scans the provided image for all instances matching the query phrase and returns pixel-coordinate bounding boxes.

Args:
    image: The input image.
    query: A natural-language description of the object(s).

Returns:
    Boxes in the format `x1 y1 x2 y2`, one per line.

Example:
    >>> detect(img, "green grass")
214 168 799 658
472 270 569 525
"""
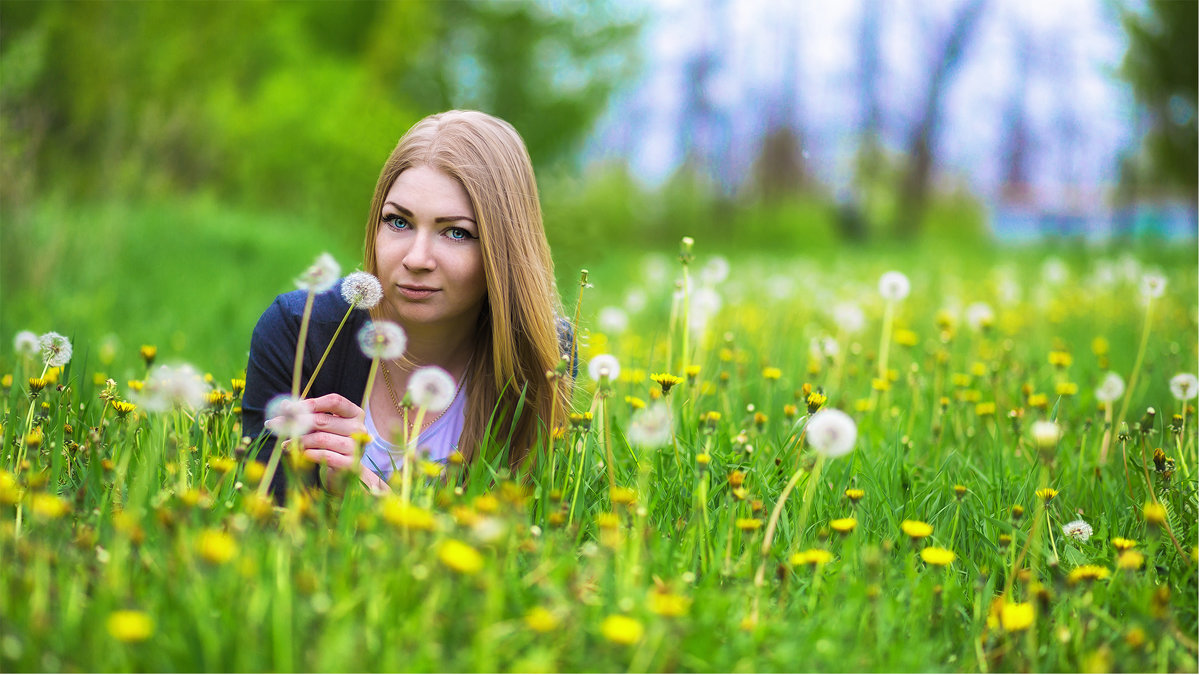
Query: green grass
0 198 1198 672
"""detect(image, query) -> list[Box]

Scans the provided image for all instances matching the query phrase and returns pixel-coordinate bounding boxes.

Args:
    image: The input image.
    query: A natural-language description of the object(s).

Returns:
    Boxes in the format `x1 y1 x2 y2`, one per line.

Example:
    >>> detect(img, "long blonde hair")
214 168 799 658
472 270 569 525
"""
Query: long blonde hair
363 110 570 470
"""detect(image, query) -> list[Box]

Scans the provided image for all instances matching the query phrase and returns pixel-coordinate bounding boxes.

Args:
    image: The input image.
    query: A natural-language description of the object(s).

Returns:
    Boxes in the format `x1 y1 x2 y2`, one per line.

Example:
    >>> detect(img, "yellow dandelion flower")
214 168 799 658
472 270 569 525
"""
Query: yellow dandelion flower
953 484 967 500
381 499 436 531
474 494 500 514
695 453 711 466
596 512 621 530
844 488 865 503
901 519 933 539
525 606 560 633
1001 602 1035 632
762 366 782 380
610 486 637 506
230 378 246 396
975 401 996 417
139 345 157 366
128 379 145 392
624 395 646 410
437 539 484 575
684 364 701 381
783 403 798 418
1067 565 1110 585
650 373 683 396
1048 351 1073 368
1111 537 1137 551
31 492 70 519
806 391 827 413
1142 502 1167 526
871 378 890 392
243 461 266 485
830 517 857 534
601 614 644 645
1027 393 1049 409
0 470 23 505
1116 550 1145 570
790 549 834 567
1035 488 1058 504
894 329 919 347
112 400 138 419
420 461 443 479
736 518 762 532
1055 382 1078 396
920 546 956 566
24 426 44 449
648 590 691 617
196 529 238 565
107 610 155 643
0 374 11 390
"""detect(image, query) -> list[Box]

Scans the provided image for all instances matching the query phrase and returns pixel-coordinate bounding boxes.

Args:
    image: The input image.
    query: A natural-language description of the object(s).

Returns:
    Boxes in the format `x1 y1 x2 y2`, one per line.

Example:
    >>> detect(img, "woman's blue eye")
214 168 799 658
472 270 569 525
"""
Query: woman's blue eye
448 227 469 240
384 215 410 230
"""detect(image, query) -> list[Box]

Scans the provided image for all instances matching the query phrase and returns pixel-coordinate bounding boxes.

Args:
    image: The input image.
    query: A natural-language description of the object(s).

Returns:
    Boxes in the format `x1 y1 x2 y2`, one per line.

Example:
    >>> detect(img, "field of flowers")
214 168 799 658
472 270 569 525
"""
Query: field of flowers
1 239 1197 673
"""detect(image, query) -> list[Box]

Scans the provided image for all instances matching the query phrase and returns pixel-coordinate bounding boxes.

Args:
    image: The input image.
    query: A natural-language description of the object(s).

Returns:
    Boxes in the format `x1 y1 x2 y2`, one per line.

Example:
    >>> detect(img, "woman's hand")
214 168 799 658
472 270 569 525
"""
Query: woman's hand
265 393 388 492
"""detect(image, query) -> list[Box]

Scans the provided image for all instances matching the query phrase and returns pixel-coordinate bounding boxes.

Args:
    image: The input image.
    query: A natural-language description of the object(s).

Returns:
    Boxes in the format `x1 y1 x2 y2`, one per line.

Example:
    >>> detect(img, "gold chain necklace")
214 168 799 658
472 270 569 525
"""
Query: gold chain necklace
379 357 469 438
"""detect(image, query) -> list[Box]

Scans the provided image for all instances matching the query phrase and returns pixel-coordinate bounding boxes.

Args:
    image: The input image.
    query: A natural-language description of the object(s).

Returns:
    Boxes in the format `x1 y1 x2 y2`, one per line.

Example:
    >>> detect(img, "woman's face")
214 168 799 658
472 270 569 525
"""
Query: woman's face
374 165 486 333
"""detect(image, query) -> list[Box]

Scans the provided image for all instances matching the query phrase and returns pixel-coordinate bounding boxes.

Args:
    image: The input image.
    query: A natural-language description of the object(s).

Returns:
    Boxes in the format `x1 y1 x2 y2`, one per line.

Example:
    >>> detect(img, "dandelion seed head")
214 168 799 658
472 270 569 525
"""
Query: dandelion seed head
700 255 731 285
623 289 647 313
1061 519 1093 542
340 271 383 309
588 354 621 383
408 366 456 412
1139 271 1167 299
878 271 910 302
39 332 73 368
295 252 340 293
965 302 995 331
1031 420 1061 450
832 302 865 334
805 408 857 458
598 306 629 334
1169 373 1199 401
1042 258 1069 285
628 402 673 449
139 363 210 412
357 321 407 360
1095 372 1125 403
14 331 39 359
264 395 314 439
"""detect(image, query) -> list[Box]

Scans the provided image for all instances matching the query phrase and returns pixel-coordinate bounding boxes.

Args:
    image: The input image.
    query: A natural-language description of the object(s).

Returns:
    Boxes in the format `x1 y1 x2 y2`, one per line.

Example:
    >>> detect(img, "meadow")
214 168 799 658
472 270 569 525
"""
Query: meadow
1 219 1198 672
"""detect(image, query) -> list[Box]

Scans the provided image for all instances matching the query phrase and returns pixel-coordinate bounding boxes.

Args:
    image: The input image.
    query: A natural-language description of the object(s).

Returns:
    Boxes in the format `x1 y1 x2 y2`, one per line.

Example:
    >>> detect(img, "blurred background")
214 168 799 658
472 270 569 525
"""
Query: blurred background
0 0 1196 373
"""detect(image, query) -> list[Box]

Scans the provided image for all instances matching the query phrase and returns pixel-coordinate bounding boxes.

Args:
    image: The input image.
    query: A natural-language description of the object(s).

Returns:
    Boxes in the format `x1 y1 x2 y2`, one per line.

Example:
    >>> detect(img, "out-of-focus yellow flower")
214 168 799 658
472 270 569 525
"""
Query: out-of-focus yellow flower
1142 502 1167 526
600 614 643 645
1048 351 1073 368
762 367 782 381
208 457 236 474
920 547 956 566
31 492 70 519
830 517 857 534
196 529 238 565
1111 537 1137 551
1001 602 1035 632
107 610 155 643
1117 550 1145 570
648 590 691 617
244 461 266 485
0 470 23 505
525 606 559 633
382 500 436 531
735 518 762 532
901 520 933 540
624 395 646 410
1055 382 1078 396
610 486 637 506
437 538 484 575
684 364 701 381
1067 565 1110 585
844 488 864 503
790 549 834 567
975 402 996 417
894 329 919 347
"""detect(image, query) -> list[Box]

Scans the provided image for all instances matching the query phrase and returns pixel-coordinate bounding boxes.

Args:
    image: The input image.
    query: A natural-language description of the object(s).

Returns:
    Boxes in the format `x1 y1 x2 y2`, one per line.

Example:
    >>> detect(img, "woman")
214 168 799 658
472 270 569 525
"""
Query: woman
242 110 573 494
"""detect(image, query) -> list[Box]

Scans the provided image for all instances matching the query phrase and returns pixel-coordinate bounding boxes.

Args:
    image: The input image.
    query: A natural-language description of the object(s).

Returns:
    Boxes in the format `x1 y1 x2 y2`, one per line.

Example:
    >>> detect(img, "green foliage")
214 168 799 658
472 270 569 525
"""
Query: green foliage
1121 0 1199 195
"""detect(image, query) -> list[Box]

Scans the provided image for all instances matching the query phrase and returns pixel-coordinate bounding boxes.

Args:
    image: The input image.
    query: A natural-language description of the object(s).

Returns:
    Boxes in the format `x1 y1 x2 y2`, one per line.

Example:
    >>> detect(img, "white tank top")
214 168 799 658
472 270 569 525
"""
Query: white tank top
360 386 466 482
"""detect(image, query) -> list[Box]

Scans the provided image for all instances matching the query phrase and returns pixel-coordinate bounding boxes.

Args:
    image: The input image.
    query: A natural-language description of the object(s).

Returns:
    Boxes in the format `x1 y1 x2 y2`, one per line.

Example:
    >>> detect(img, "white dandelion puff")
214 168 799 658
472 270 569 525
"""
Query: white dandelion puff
1061 519 1093 543
1094 372 1125 403
700 256 731 285
139 363 210 413
1139 271 1167 300
965 302 995 331
295 252 341 293
598 306 629 334
805 408 858 458
341 271 383 309
1042 258 1069 285
39 332 73 368
1170 373 1199 401
832 302 865 334
264 395 315 439
1031 420 1061 450
627 402 673 449
878 271 910 302
14 331 39 359
623 289 647 314
357 321 407 360
588 354 621 383
408 366 456 413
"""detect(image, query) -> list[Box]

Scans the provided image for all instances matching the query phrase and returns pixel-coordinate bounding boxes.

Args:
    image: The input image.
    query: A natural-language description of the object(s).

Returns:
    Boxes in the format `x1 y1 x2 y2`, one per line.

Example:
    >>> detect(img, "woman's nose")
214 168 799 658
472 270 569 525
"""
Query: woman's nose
402 231 436 271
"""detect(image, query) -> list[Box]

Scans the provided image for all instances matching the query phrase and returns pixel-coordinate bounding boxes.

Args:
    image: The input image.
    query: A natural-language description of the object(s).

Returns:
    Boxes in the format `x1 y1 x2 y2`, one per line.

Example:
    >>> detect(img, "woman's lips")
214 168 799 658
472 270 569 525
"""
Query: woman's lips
397 284 439 300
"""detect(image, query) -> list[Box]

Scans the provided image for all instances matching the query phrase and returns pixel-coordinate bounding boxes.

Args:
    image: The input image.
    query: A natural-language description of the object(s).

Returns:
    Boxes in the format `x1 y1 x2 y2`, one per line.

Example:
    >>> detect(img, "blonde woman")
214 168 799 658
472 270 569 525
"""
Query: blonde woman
243 110 573 494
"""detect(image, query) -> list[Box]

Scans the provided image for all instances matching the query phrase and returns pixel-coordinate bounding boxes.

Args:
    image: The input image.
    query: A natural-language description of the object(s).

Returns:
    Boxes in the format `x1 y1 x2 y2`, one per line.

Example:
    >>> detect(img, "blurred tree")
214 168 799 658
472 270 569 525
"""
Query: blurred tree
1119 0 1197 199
893 0 988 240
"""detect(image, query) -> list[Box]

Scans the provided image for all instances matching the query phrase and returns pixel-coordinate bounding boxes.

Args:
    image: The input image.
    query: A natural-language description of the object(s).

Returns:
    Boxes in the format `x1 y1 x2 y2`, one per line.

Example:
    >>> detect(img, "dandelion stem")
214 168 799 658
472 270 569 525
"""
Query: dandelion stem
1115 298 1153 429
291 290 317 398
301 302 356 398
1045 510 1059 562
401 406 427 507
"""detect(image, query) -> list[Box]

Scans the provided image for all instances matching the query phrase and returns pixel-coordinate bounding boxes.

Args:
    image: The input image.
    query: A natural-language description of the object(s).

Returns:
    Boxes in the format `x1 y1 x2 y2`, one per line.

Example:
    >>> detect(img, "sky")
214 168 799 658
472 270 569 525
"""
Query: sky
586 0 1140 214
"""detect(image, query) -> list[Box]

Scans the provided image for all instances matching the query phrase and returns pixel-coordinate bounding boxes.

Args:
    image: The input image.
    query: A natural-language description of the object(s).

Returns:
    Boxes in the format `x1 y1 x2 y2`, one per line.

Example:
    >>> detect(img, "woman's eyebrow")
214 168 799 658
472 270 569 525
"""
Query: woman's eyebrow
383 201 476 224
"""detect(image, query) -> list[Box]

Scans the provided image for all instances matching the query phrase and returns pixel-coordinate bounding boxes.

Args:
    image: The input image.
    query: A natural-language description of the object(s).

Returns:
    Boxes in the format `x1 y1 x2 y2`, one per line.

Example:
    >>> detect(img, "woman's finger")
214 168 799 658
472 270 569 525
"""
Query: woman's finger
305 393 364 419
304 448 356 471
298 431 357 457
308 411 365 437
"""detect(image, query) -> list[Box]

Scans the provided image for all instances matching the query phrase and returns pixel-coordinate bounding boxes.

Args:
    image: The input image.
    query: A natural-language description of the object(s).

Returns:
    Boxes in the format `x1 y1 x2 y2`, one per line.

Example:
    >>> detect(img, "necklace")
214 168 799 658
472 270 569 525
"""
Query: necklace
379 356 470 438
